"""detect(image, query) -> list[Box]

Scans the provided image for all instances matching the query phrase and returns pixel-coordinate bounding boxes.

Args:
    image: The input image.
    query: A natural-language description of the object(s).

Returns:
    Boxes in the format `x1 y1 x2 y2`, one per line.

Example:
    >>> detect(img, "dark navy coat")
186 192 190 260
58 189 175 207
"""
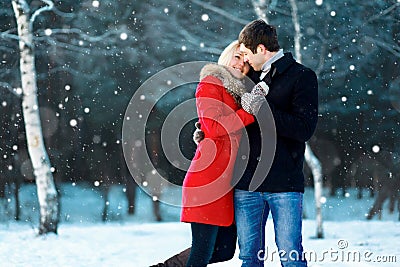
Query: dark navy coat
234 52 318 192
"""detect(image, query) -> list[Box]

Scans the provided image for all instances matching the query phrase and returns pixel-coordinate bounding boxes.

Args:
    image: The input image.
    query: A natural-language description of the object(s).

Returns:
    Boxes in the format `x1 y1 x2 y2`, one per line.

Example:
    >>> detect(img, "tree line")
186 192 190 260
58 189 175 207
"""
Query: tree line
1 0 399 234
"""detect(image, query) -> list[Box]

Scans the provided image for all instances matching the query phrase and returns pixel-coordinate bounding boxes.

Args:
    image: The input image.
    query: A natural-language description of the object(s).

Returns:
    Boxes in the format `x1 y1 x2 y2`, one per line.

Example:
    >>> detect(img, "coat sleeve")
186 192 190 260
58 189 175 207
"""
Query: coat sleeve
267 68 318 142
196 76 254 139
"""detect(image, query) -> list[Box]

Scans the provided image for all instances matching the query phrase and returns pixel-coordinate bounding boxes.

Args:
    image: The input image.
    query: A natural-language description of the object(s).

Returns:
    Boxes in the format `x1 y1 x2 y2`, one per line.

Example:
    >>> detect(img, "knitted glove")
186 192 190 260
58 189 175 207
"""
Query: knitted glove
192 122 205 145
251 81 269 96
241 92 265 115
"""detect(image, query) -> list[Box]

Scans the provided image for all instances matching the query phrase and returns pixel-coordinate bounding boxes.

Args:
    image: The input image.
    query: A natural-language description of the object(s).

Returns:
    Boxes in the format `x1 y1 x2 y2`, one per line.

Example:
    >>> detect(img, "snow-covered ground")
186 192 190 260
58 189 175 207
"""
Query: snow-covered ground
0 183 399 267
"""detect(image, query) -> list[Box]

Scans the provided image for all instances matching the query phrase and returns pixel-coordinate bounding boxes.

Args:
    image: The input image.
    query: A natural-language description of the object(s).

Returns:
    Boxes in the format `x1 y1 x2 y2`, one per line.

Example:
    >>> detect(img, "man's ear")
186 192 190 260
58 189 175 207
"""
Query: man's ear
256 44 267 54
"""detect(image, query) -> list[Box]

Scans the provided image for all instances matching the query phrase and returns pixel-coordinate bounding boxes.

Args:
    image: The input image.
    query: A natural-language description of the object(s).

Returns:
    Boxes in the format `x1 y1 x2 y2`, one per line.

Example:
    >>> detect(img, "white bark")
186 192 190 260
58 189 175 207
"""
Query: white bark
251 0 269 22
289 0 324 238
289 0 302 63
305 143 324 238
12 0 59 235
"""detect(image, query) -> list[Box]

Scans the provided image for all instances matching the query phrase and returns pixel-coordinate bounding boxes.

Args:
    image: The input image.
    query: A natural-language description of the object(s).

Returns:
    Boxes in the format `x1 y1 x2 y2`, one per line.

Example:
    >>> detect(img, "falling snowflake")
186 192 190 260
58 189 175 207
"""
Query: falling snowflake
201 14 209 21
69 119 78 127
120 33 128 40
372 145 380 153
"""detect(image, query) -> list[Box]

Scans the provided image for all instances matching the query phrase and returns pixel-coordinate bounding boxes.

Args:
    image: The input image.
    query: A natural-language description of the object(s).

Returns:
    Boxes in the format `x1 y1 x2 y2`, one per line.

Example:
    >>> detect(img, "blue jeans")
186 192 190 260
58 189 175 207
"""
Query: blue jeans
234 190 307 267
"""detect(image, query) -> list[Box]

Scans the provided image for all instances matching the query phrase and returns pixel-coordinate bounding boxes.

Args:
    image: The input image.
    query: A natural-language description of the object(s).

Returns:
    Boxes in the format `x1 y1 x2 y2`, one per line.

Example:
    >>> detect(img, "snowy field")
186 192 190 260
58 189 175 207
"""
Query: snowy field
0 183 399 267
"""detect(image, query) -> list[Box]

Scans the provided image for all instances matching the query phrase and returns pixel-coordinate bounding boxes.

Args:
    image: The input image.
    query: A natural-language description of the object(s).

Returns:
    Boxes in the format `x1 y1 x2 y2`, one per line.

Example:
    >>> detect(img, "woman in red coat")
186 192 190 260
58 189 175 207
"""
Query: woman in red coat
151 40 255 267
181 52 255 225
182 40 255 266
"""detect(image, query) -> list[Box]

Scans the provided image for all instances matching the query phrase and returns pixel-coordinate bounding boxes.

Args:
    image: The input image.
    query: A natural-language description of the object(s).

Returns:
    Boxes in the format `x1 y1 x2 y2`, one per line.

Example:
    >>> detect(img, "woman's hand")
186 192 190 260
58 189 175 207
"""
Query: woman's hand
193 122 205 145
241 93 266 115
251 81 269 96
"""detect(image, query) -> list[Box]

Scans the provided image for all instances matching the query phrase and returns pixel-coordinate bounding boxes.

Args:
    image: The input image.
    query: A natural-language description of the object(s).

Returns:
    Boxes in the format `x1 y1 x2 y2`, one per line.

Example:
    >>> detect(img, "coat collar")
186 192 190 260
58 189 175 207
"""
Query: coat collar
260 49 284 80
200 63 248 106
262 52 296 84
272 52 296 75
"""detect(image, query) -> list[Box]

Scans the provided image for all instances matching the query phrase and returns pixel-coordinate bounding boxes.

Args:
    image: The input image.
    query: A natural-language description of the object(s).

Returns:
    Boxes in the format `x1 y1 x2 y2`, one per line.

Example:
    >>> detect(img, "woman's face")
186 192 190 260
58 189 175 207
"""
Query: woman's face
228 47 250 75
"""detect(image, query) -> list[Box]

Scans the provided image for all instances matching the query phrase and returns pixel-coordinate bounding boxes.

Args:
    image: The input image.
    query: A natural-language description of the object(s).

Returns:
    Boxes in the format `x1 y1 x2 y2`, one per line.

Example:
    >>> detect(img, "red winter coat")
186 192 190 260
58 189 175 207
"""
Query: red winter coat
181 64 254 226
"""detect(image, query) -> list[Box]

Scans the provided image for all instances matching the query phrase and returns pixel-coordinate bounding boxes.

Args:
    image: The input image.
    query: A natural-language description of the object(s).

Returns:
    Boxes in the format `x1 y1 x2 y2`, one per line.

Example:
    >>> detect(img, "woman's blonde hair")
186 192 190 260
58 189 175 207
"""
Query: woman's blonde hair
217 40 240 67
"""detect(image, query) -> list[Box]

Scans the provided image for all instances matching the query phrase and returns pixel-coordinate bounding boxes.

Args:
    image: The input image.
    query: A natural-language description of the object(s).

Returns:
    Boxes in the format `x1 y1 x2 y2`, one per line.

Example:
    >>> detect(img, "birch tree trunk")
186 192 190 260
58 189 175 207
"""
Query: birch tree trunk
12 0 59 235
288 0 324 238
305 143 324 238
251 0 269 23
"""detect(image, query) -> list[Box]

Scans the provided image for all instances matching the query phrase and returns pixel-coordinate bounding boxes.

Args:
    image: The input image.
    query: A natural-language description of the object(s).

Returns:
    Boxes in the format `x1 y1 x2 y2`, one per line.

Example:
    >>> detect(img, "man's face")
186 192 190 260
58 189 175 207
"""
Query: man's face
239 43 268 71
240 44 277 71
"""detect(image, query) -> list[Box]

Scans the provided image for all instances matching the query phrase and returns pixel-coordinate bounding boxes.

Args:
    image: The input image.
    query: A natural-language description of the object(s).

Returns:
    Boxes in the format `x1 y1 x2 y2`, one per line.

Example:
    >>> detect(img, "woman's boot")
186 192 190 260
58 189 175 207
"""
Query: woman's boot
150 247 191 267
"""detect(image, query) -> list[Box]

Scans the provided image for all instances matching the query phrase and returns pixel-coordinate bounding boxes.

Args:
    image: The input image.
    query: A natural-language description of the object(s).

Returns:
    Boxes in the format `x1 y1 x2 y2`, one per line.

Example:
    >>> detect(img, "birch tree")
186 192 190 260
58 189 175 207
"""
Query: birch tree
12 0 58 235
3 0 141 224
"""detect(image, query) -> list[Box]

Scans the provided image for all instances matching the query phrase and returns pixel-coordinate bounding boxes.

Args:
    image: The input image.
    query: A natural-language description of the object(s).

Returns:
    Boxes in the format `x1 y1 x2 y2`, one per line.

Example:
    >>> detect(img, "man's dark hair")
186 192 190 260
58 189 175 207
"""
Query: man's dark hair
238 19 280 53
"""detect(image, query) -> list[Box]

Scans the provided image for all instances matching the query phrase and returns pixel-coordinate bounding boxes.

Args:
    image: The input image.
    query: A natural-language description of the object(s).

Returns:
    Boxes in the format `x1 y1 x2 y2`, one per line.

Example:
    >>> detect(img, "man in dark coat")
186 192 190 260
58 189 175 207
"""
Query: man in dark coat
235 19 318 267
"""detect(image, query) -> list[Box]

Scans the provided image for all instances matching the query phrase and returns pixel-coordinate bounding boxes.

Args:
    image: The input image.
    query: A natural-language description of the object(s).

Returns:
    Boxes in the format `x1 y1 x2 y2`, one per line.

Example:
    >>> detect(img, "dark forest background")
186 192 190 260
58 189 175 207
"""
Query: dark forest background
1 0 399 220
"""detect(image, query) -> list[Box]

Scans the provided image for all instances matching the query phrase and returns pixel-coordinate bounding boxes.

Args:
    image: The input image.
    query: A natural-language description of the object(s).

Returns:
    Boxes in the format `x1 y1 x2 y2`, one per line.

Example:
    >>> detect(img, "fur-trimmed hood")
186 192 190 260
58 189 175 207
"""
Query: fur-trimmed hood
199 64 248 106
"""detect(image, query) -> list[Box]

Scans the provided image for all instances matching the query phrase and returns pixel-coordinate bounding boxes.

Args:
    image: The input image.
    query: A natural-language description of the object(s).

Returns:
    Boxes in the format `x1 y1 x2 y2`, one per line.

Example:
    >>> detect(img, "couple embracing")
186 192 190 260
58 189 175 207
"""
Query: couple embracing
151 19 318 267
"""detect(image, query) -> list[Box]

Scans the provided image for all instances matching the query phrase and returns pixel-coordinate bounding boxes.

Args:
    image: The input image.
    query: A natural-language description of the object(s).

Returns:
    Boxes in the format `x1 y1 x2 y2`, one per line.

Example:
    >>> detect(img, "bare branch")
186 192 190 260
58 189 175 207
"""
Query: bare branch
367 2 400 23
320 70 348 80
37 66 100 81
0 46 16 54
30 0 54 31
0 30 20 41
33 27 128 56
0 82 22 98
174 26 221 52
35 36 123 56
51 5 75 19
34 36 90 53
35 27 124 43
201 47 223 56
315 33 328 76
364 36 400 58
190 0 249 25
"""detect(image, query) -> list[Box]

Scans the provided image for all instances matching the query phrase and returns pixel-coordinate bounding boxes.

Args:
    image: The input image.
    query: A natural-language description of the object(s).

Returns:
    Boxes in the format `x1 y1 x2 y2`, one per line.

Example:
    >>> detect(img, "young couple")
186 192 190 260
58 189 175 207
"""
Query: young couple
151 19 318 267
